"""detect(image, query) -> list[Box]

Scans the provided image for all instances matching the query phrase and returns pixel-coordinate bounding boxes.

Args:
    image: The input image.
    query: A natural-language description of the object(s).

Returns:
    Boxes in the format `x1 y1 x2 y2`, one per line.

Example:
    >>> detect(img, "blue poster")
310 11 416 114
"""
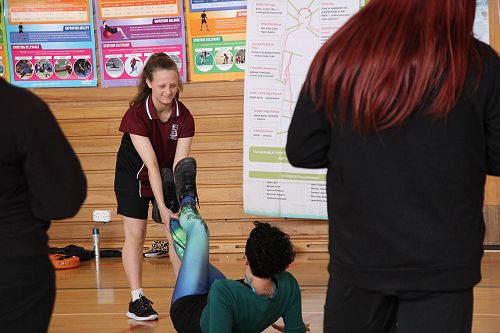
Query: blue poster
4 0 97 88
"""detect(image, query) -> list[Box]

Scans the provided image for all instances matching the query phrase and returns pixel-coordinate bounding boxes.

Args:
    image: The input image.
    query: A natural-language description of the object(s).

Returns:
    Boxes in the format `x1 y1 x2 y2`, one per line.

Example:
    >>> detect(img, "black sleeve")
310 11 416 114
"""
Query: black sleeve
484 48 500 175
21 98 87 220
286 85 331 168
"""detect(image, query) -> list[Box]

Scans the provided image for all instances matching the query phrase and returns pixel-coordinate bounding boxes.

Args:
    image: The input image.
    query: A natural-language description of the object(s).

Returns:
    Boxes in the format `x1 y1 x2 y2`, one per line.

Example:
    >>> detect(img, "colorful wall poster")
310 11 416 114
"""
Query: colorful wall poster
94 0 187 87
474 0 489 44
4 0 97 88
0 2 10 81
243 0 360 219
185 0 247 81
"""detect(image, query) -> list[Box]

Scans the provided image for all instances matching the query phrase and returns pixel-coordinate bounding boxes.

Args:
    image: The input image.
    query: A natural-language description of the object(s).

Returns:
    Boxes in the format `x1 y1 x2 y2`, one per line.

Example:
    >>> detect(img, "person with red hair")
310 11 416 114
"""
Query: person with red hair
286 0 500 332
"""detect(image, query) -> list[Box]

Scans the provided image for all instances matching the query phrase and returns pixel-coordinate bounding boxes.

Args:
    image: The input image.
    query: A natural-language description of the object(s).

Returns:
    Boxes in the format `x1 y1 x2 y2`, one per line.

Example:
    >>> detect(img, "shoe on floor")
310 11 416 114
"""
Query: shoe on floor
144 240 169 258
143 250 168 258
127 295 158 321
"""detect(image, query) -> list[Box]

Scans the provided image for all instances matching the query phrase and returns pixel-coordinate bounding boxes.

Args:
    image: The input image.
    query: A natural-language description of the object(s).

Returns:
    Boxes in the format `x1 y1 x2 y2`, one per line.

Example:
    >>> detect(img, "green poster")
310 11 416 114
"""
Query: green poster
0 1 9 81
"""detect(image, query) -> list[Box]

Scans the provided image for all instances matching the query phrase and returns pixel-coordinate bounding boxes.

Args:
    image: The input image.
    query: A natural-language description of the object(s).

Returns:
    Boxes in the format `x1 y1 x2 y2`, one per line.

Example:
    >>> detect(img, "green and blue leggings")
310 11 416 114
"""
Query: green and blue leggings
169 204 226 304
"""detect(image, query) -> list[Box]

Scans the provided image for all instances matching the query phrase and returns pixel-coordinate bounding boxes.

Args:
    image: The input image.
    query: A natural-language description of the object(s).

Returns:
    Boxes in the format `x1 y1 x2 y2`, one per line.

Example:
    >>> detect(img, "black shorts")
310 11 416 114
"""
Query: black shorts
115 191 153 220
105 26 118 34
170 294 208 333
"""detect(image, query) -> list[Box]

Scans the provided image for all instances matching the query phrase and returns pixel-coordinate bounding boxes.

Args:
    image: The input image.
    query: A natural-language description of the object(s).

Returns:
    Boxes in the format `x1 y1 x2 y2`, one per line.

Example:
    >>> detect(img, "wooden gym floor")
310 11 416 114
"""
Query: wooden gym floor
49 251 500 333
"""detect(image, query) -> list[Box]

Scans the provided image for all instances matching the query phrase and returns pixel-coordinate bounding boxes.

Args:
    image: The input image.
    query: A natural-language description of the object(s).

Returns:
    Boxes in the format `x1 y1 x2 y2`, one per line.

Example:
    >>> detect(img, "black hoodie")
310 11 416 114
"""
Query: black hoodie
286 42 500 290
0 79 87 257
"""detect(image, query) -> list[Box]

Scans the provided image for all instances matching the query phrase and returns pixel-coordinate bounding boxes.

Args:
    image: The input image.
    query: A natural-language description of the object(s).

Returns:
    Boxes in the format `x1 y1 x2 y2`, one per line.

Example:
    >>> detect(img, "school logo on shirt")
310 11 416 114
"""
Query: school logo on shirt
169 124 178 140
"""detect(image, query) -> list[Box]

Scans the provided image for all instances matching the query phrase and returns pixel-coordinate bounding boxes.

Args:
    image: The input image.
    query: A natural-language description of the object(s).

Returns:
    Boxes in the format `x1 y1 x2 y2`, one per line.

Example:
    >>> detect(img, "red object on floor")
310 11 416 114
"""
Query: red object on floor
49 254 81 269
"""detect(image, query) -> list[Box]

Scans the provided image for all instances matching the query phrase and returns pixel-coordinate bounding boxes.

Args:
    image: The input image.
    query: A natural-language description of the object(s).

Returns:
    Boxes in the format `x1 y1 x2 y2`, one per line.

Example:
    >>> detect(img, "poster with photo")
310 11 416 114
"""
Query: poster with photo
185 0 247 81
243 0 360 219
94 0 187 87
4 0 97 88
0 2 10 81
474 0 489 44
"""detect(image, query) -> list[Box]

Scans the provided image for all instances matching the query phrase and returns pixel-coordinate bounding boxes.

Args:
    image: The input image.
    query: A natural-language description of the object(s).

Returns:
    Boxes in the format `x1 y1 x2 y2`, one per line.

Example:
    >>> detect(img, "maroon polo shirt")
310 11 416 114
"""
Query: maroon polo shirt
115 96 195 197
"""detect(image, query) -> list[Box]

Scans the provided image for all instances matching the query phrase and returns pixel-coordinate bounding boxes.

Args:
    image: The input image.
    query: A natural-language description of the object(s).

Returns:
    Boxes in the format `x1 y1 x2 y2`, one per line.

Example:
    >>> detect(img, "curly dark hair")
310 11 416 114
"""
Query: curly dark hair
245 221 296 278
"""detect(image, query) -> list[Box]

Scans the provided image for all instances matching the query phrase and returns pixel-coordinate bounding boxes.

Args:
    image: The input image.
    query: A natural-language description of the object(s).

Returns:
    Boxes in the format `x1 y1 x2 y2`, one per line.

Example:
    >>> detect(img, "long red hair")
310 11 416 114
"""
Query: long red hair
304 0 481 133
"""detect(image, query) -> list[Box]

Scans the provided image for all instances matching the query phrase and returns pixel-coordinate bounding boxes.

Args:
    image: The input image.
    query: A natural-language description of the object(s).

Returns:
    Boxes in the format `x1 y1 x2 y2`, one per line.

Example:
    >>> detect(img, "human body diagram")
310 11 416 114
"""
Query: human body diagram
280 4 319 119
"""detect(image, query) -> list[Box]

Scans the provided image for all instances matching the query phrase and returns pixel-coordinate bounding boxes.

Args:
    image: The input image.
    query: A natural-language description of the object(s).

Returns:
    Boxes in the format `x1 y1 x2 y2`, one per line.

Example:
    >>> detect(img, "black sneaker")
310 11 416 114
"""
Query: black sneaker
152 168 179 224
174 157 198 203
127 295 159 321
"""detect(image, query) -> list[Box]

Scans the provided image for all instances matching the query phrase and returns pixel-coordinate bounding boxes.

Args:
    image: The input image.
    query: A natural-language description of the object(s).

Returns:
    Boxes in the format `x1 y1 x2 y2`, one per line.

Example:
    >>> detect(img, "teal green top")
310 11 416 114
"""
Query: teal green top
200 271 306 333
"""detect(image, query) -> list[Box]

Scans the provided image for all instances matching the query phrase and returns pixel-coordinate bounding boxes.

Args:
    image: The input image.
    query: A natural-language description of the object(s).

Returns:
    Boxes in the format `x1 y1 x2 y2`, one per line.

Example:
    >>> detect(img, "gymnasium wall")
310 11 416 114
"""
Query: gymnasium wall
38 82 328 253
36 2 500 252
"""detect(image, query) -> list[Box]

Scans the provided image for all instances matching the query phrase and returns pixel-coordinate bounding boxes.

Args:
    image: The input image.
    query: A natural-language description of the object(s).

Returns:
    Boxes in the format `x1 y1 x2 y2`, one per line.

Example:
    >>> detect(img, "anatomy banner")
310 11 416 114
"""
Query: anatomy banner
243 0 359 218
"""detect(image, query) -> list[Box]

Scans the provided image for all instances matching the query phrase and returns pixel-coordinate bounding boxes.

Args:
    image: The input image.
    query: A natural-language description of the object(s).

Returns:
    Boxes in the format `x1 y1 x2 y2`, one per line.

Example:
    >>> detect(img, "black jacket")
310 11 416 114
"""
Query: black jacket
0 79 86 257
286 42 500 290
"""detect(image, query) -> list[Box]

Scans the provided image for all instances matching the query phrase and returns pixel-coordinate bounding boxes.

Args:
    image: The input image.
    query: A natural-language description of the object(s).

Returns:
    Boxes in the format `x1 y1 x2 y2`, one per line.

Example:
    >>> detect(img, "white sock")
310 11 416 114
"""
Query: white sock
131 288 144 301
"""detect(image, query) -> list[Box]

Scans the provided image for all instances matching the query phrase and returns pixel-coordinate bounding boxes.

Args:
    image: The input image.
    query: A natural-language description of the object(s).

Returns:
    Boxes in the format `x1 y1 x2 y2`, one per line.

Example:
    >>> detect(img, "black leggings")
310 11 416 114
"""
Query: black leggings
324 275 473 333
0 256 56 333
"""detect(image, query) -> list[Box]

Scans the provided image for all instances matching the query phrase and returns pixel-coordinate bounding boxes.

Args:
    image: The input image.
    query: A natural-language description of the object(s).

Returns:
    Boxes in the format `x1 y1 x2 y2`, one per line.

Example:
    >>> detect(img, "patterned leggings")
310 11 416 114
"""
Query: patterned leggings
169 204 226 304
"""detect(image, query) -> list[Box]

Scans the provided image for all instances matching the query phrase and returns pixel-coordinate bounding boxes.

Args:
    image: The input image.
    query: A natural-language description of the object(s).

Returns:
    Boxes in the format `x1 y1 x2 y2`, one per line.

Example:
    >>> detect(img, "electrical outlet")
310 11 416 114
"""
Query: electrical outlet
93 209 112 223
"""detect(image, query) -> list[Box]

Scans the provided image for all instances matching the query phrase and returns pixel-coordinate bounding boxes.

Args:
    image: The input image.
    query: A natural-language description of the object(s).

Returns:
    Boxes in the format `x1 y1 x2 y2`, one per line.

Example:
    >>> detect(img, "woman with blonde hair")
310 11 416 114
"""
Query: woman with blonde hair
114 52 194 320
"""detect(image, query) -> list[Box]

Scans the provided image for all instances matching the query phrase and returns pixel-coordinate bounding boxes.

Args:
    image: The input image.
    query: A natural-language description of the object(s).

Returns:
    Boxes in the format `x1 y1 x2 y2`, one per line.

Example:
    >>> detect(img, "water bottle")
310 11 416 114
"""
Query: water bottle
93 227 100 260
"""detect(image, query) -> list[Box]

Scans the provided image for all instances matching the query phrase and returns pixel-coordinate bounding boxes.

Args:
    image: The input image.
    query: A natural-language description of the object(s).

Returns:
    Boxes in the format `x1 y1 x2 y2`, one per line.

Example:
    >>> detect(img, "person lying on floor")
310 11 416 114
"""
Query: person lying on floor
156 156 309 333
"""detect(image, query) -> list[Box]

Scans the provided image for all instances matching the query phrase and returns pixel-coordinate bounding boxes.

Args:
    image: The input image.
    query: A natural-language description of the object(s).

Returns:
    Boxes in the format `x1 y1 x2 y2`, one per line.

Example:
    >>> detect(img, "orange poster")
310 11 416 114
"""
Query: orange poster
185 0 247 81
